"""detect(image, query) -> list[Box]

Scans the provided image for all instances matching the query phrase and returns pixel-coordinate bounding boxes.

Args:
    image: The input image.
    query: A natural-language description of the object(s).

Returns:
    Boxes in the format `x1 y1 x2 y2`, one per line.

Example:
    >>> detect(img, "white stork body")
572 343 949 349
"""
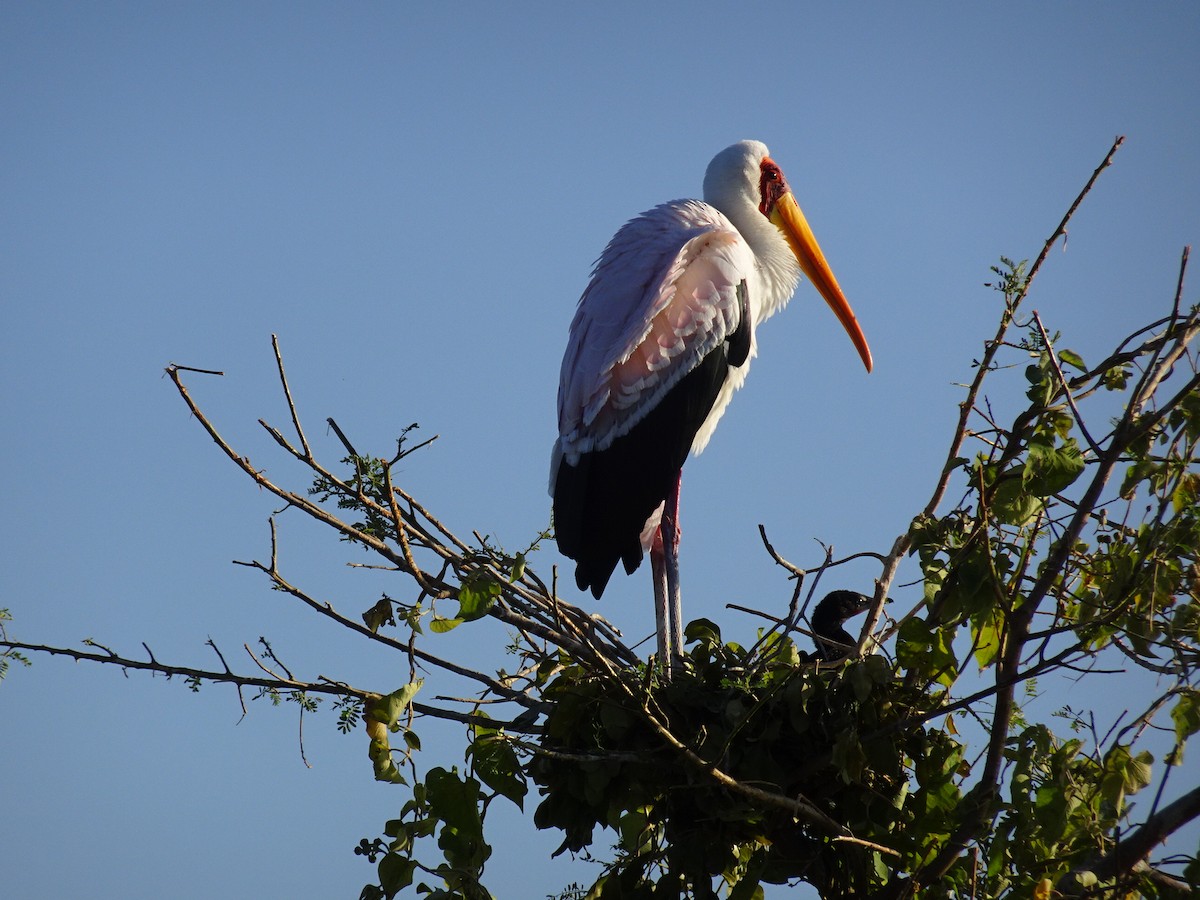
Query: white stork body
551 141 871 669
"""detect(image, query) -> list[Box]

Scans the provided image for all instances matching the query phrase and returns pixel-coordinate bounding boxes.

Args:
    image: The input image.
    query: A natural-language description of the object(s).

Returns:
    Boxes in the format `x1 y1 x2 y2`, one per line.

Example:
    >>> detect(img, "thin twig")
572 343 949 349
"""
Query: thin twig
325 417 358 458
757 523 805 578
1031 310 1102 455
168 363 225 376
270 334 311 459
206 638 247 719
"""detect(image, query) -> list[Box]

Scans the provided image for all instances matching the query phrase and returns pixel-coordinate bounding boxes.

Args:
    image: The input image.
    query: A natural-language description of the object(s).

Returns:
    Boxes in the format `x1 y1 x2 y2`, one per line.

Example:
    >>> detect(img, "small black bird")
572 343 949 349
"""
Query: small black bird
809 590 873 661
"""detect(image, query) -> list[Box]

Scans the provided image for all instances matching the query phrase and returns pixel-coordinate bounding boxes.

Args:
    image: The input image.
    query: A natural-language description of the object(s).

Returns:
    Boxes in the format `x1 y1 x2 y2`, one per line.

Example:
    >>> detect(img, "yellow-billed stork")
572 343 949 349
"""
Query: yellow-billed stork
551 140 872 672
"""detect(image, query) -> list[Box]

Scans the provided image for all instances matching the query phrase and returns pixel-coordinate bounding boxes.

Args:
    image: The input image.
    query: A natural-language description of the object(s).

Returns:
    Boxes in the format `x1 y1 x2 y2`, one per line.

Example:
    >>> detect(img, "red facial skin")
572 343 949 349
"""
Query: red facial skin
757 157 791 218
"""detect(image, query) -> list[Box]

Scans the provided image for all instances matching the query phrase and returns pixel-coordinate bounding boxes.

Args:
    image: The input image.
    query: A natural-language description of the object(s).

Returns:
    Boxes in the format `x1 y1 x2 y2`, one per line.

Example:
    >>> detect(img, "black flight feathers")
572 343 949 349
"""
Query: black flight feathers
553 280 753 598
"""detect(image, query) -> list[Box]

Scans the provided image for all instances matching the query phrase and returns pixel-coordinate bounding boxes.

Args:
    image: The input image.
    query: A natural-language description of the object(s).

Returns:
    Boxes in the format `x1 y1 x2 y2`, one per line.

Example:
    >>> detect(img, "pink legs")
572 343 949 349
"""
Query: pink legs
649 471 684 677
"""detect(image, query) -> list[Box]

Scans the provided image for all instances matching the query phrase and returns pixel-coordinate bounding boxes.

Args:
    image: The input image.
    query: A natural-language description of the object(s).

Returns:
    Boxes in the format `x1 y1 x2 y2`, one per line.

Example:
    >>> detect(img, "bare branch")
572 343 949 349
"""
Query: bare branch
167 363 225 376
270 333 312 459
1 638 540 733
757 523 805 578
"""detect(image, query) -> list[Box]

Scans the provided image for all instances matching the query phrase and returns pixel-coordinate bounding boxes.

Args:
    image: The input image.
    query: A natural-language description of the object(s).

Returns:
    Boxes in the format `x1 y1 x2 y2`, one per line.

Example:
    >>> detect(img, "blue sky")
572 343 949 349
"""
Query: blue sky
3 4 1198 898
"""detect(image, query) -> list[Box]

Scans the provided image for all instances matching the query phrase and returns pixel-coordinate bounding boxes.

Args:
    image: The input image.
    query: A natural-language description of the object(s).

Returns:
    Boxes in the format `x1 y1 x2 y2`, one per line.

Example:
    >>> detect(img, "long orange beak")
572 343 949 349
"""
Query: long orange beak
769 191 873 373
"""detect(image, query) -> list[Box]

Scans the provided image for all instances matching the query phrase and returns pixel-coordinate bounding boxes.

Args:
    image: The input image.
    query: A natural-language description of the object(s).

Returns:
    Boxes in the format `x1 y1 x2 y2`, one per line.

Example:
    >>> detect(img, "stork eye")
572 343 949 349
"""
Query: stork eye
757 161 788 216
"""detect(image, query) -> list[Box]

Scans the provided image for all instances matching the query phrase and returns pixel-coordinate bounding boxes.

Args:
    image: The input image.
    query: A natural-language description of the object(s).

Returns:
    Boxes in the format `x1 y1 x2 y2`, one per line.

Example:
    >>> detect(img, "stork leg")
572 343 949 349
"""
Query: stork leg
662 471 684 675
648 472 685 678
650 528 671 674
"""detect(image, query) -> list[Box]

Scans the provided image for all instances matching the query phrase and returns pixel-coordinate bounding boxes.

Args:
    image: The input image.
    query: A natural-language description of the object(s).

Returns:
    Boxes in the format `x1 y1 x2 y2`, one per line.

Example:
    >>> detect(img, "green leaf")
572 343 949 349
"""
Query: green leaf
429 616 463 633
1057 348 1086 371
992 472 1044 526
943 544 1000 618
1100 745 1153 808
1170 689 1200 746
426 767 484 832
458 574 501 621
1172 472 1199 514
1040 408 1075 440
508 553 526 582
897 617 957 686
468 732 527 810
599 701 633 741
970 609 1003 670
378 853 416 897
759 631 800 666
1102 364 1130 391
1120 459 1153 500
683 617 722 647
1072 870 1098 889
848 662 877 702
1184 856 1200 887
728 858 767 900
425 767 490 871
368 734 407 785
1025 358 1055 406
831 728 866 782
367 681 424 730
362 597 396 634
1023 437 1085 496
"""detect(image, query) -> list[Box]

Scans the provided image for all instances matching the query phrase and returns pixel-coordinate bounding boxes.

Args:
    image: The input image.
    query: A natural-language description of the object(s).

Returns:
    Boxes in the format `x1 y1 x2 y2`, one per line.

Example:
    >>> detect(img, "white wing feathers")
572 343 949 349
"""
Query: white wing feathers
555 200 756 469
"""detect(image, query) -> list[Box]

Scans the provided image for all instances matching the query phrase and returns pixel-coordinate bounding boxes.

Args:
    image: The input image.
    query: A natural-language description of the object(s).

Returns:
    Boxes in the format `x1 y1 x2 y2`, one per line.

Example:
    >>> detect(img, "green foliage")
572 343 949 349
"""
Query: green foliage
530 630 946 897
1171 689 1200 749
431 573 502 633
988 727 1159 895
336 696 366 734
467 716 527 810
0 610 30 682
359 766 492 900
985 256 1029 306
366 682 424 785
310 454 398 546
546 883 588 900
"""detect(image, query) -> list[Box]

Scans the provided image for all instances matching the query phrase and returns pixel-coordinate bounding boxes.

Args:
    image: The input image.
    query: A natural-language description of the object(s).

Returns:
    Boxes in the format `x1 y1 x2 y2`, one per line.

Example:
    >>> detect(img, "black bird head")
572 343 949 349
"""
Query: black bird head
810 590 874 661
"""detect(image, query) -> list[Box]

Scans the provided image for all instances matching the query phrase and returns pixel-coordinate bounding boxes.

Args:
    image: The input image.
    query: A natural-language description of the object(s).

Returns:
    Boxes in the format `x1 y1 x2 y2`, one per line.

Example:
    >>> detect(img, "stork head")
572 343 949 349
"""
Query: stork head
703 140 773 216
703 140 873 373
